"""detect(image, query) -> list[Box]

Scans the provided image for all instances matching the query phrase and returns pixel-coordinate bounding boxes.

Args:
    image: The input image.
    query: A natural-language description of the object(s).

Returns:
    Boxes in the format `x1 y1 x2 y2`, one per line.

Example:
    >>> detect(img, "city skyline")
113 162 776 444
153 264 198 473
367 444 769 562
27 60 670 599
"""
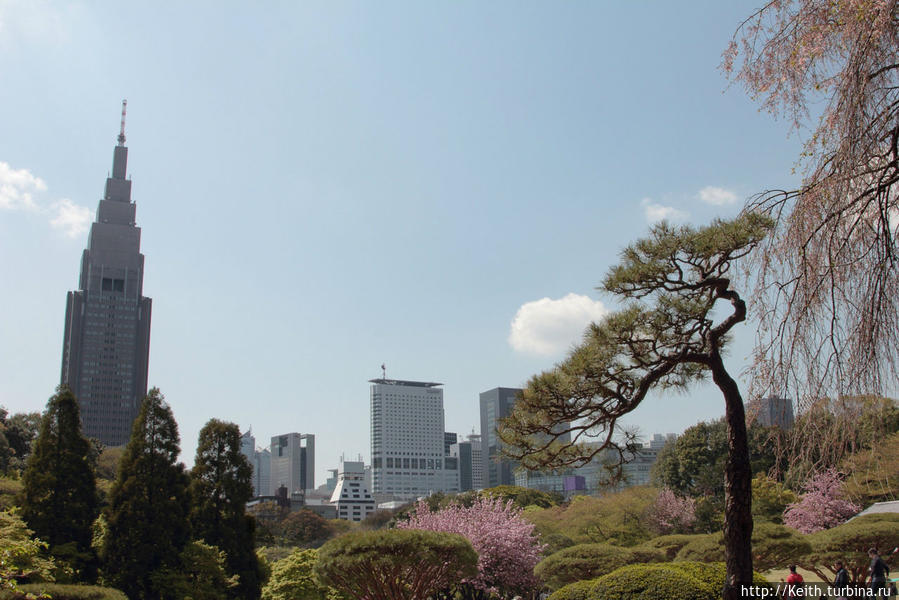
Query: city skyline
0 2 804 484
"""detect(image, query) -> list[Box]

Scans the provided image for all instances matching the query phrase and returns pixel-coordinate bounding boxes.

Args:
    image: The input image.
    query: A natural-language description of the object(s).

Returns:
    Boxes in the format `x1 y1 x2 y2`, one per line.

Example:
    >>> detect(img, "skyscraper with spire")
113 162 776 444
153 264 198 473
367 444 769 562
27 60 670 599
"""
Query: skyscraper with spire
60 101 152 447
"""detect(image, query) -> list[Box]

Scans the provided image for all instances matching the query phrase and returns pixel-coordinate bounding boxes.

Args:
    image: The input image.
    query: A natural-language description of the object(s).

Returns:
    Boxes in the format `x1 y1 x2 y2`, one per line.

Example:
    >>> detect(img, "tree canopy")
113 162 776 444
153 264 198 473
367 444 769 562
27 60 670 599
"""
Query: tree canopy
500 214 774 599
101 388 191 599
20 385 98 581
314 529 478 600
725 0 899 399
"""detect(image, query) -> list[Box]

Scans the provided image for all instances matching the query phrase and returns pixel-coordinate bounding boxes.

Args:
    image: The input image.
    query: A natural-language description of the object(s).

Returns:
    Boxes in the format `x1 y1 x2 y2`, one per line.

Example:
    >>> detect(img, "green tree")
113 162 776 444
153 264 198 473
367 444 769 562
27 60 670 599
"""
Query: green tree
314 529 478 600
20 386 99 582
842 432 899 505
274 509 333 547
101 388 190 599
261 549 339 600
5 411 42 472
751 475 797 525
0 510 56 592
190 419 263 600
501 215 774 599
158 541 239 600
480 485 563 509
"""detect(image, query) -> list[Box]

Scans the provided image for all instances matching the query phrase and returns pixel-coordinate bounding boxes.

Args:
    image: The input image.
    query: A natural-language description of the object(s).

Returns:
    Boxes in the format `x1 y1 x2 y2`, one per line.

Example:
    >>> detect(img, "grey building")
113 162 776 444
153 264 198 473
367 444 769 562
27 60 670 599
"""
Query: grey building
270 433 315 495
479 387 521 487
60 105 152 447
748 397 795 429
449 434 484 491
444 432 458 455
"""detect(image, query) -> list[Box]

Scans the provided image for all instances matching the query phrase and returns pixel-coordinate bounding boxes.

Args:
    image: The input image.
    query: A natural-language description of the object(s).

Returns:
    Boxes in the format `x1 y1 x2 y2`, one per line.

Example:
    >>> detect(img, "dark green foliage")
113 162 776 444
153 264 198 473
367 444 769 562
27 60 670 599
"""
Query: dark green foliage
101 388 190 599
638 534 703 560
3 412 42 473
541 532 575 556
190 419 262 600
156 541 238 600
315 529 478 600
5 584 127 600
535 543 665 590
272 509 333 547
751 475 797 524
674 522 811 571
652 419 776 500
548 562 771 600
20 386 99 582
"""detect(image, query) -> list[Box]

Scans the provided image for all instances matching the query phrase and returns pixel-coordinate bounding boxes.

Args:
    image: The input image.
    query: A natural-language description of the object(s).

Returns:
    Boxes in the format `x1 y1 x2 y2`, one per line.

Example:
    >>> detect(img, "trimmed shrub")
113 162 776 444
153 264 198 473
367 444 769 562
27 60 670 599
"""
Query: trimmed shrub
548 562 770 600
536 543 664 590
547 580 595 600
639 534 703 560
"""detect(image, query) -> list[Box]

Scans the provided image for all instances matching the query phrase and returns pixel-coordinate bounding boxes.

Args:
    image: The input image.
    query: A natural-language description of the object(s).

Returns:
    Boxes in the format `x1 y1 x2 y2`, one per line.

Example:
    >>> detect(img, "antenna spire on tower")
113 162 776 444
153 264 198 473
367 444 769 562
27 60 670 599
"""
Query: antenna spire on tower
117 99 127 146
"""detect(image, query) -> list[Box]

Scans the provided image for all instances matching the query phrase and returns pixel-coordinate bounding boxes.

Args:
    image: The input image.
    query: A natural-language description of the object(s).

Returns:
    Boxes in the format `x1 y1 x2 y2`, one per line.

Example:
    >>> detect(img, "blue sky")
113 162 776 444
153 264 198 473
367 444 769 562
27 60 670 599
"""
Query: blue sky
0 1 803 484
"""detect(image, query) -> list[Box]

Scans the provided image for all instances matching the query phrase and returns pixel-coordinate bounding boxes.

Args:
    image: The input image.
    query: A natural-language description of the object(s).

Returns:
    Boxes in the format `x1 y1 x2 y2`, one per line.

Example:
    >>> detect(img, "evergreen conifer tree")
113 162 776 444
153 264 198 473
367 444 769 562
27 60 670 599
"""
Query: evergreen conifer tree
101 388 190 599
190 419 262 600
20 385 98 581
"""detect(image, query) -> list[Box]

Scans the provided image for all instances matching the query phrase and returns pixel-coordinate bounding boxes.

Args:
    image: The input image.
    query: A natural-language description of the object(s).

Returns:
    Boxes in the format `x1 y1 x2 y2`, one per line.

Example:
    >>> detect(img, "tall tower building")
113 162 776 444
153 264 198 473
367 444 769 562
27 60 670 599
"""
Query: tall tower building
60 102 152 447
479 387 520 487
370 378 458 499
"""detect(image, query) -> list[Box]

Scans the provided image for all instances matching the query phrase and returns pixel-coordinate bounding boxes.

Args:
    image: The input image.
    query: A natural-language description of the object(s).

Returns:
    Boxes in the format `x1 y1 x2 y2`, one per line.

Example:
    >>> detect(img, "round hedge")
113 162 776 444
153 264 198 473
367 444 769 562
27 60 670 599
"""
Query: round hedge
548 561 771 600
535 543 664 590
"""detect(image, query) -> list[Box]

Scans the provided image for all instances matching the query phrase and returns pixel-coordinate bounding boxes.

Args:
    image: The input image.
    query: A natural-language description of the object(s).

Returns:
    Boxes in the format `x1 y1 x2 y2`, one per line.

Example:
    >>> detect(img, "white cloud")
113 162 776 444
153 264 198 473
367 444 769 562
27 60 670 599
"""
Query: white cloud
0 160 90 238
0 161 46 211
509 293 609 356
641 198 688 223
698 186 737 206
50 198 91 238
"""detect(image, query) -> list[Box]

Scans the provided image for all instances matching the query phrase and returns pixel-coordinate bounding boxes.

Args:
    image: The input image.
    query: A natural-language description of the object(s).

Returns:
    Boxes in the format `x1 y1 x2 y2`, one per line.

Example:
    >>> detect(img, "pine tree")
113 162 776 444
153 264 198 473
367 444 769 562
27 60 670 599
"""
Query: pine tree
101 388 190 599
190 419 262 600
20 385 98 581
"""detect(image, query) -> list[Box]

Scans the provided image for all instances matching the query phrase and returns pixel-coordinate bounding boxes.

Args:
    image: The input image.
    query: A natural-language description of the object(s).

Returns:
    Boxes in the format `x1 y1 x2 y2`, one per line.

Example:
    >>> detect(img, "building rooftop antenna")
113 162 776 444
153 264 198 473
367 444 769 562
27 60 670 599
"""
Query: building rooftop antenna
117 99 127 146
381 363 386 380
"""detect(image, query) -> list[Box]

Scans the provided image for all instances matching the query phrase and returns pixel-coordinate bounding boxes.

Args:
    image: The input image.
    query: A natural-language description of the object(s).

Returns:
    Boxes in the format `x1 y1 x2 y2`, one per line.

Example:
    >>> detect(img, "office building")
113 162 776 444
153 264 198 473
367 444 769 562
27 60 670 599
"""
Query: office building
255 448 271 498
330 458 376 522
270 433 315 495
479 387 521 487
370 378 458 499
60 103 152 447
449 433 484 491
444 432 458 455
747 397 795 429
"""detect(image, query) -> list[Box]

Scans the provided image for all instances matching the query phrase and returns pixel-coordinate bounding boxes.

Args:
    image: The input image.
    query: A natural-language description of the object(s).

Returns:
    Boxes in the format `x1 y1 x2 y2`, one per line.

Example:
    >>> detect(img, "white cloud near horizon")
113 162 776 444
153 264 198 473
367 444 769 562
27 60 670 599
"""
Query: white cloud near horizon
0 161 91 238
641 198 688 223
509 293 610 356
698 186 737 206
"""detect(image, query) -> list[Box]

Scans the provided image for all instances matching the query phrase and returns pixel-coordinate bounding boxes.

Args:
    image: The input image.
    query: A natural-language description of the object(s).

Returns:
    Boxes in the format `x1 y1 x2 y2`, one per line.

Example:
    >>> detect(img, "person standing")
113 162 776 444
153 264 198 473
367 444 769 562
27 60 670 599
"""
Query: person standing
832 560 849 600
785 565 804 599
867 548 890 598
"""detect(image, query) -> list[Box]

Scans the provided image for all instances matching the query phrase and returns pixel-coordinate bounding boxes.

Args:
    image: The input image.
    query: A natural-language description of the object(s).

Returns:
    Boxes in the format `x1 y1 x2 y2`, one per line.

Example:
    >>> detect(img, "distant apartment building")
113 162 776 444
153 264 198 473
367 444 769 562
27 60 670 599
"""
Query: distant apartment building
449 433 484 491
479 387 521 487
270 433 315 495
747 396 795 429
370 378 459 499
330 458 376 522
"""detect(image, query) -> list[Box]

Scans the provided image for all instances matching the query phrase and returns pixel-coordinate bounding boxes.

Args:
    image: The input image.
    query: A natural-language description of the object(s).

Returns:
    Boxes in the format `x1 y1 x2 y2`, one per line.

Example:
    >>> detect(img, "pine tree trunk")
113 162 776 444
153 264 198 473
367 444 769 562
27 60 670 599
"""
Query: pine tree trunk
711 354 754 600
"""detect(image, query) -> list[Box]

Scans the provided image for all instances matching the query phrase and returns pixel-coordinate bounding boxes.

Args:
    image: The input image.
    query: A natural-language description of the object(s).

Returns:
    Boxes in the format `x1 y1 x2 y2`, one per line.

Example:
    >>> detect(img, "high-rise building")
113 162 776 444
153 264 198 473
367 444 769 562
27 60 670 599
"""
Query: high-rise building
747 397 795 429
479 387 520 487
60 103 152 447
330 458 376 522
444 432 458 455
270 433 315 495
370 378 458 499
449 433 484 491
255 448 271 497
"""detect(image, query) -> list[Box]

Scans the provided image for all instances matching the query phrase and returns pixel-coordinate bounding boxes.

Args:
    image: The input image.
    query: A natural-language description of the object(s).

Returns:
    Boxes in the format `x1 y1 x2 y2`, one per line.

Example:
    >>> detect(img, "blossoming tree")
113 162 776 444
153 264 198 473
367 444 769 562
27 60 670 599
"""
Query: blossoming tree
783 469 860 534
398 495 545 600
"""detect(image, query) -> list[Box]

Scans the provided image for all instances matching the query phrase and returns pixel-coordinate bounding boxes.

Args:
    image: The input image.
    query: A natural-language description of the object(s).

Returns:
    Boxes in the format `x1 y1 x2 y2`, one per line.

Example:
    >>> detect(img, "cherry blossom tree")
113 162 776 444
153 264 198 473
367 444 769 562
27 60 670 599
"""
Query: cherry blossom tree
783 469 861 534
397 495 545 600
724 1 899 401
646 488 697 535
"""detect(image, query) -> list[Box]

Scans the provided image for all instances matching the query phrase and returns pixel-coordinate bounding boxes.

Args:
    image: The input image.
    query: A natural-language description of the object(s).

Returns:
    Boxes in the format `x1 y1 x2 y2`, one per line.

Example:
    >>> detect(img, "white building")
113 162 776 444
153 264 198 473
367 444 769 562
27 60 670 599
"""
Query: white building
330 458 376 522
370 378 459 499
270 433 315 495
